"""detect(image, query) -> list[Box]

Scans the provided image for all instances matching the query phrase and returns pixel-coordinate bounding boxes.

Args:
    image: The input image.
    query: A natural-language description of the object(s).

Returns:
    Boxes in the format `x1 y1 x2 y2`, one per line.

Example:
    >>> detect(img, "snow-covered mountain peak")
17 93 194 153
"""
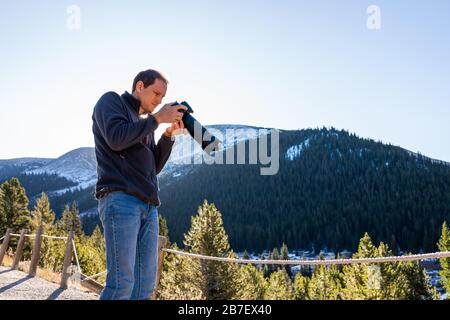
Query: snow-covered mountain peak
25 147 96 184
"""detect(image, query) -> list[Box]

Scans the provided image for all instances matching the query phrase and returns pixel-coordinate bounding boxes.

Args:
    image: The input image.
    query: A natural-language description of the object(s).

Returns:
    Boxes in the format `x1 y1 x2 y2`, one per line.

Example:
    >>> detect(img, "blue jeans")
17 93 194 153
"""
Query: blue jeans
98 191 159 300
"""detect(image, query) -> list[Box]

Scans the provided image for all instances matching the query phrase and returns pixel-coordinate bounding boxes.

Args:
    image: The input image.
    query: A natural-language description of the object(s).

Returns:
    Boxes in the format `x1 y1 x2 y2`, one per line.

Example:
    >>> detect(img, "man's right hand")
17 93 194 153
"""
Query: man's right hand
153 103 188 124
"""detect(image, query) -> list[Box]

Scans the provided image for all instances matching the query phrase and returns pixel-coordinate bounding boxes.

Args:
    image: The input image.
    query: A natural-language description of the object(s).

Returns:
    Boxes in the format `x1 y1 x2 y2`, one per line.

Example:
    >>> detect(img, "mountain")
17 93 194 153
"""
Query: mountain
1 126 450 253
25 147 97 195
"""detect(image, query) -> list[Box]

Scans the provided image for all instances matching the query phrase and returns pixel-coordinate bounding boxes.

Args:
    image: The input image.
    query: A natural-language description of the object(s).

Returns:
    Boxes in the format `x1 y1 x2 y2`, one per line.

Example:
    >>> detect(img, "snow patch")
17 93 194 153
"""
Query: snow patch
24 147 97 192
285 139 310 161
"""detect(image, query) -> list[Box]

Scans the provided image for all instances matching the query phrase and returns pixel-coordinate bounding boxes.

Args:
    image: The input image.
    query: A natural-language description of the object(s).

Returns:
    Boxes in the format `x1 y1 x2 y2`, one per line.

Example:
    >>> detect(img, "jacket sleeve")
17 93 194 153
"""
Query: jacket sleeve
93 92 159 151
155 134 175 175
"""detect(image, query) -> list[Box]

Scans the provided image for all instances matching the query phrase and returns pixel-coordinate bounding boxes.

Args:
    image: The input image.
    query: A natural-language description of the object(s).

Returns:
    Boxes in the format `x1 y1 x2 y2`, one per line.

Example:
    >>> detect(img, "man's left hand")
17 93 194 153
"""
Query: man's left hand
164 120 188 138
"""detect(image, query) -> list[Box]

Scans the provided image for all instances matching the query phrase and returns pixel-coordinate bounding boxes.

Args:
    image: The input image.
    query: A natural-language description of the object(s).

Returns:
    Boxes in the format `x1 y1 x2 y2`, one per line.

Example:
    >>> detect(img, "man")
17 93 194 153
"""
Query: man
91 69 187 300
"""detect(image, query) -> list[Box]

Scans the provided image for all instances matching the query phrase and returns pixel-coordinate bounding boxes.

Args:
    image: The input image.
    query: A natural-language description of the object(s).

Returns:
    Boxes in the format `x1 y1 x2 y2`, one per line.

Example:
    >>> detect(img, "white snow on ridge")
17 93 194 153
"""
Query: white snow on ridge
24 147 97 193
0 158 53 171
285 139 310 161
47 179 97 196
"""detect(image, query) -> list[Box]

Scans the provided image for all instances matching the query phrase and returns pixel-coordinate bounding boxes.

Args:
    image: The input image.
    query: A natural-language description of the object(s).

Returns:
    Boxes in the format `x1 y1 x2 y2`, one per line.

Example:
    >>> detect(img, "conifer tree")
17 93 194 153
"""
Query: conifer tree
158 214 169 239
183 200 239 300
234 264 266 300
341 233 385 299
157 243 204 300
264 269 294 300
268 247 280 275
30 192 55 232
308 265 343 300
58 201 83 236
342 233 436 300
438 222 450 297
281 242 292 277
293 272 310 300
0 177 31 235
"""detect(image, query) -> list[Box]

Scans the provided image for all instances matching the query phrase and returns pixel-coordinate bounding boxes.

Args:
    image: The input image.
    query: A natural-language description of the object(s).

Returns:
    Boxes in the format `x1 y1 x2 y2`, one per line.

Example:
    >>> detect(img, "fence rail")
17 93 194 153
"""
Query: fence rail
162 248 450 265
0 228 168 296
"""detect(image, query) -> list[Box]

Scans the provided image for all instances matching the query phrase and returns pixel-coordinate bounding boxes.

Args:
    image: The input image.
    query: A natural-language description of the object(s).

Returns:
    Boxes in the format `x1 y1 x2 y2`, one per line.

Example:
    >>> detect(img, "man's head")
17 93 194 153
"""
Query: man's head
132 69 169 114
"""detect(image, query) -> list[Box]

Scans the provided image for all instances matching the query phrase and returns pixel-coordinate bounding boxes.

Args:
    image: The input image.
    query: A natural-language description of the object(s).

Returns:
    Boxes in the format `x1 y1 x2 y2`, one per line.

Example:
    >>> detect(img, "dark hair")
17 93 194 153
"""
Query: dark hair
132 69 168 92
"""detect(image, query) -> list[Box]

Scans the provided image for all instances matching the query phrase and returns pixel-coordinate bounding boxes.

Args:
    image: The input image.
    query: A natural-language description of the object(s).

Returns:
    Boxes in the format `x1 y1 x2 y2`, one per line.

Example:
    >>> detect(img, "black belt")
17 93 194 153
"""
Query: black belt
96 187 125 199
96 188 159 207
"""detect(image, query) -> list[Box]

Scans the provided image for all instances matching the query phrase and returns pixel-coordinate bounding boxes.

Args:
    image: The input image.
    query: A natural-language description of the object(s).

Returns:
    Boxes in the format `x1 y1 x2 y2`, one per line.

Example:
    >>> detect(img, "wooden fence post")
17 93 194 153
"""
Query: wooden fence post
12 229 27 270
60 231 74 289
152 235 167 300
29 225 44 277
0 228 12 266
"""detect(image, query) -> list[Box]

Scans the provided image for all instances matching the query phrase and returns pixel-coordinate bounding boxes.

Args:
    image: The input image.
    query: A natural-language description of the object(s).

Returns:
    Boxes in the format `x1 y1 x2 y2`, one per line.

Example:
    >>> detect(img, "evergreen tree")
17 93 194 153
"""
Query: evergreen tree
264 269 294 300
234 264 266 300
57 201 83 236
341 233 386 299
268 247 280 275
260 254 269 278
73 231 106 277
438 222 450 297
393 258 438 300
308 265 343 300
0 178 31 237
293 272 310 300
158 214 169 239
30 192 55 232
157 242 204 300
183 200 239 300
91 225 105 256
342 233 436 300
281 242 292 277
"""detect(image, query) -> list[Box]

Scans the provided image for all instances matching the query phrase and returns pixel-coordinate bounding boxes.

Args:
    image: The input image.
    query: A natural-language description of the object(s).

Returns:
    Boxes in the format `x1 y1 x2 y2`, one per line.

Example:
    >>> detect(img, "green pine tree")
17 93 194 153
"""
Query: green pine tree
30 192 55 232
234 264 266 299
57 201 83 236
264 269 294 300
0 178 31 248
183 200 239 300
308 265 343 300
281 242 292 277
268 247 280 275
341 233 385 299
293 272 310 300
438 221 450 297
342 233 436 300
157 242 204 300
158 214 169 239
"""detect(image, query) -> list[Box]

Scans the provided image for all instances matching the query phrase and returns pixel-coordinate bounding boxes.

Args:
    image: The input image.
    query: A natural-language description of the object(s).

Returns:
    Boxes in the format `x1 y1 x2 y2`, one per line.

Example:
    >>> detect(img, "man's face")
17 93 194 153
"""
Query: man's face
135 78 167 114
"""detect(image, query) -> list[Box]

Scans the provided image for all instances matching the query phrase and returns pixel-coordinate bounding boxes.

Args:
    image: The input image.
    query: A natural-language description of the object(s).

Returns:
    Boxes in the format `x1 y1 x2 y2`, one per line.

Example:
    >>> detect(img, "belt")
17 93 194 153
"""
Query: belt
96 187 125 200
96 188 159 207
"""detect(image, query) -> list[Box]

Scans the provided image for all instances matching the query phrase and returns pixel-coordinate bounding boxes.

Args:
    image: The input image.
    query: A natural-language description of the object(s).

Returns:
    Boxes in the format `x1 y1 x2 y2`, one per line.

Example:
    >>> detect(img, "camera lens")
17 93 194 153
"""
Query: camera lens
177 101 221 153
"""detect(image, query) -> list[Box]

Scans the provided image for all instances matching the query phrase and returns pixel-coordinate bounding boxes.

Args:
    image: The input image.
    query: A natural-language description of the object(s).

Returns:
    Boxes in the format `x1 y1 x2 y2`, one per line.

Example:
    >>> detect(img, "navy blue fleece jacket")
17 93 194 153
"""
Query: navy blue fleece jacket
92 91 174 206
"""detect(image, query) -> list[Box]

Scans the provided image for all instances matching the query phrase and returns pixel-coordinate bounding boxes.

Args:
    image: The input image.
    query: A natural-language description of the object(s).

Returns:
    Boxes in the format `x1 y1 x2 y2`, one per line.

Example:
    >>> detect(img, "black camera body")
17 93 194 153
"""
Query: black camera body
172 101 221 153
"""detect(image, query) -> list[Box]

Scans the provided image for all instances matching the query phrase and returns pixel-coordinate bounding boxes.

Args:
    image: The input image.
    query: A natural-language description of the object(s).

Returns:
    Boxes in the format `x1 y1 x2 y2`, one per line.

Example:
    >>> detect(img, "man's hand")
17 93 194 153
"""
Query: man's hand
164 120 188 138
153 103 188 125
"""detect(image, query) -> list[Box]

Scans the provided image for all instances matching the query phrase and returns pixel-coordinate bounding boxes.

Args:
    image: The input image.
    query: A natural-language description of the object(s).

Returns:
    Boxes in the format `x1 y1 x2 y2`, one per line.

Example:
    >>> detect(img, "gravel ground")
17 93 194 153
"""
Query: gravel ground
0 266 99 300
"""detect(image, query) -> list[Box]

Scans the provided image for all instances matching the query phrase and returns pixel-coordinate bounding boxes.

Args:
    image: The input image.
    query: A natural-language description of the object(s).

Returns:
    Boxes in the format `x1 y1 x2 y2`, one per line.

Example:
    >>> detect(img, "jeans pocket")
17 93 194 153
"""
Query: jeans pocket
98 195 110 224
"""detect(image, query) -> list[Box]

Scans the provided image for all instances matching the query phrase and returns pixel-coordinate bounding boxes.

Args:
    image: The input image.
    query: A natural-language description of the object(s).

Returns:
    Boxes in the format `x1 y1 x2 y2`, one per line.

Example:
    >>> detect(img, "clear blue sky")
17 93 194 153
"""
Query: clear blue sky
1 0 449 161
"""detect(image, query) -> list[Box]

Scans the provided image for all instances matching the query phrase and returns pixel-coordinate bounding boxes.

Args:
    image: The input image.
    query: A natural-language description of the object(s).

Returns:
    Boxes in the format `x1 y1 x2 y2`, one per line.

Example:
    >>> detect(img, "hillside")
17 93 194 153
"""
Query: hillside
1 126 450 253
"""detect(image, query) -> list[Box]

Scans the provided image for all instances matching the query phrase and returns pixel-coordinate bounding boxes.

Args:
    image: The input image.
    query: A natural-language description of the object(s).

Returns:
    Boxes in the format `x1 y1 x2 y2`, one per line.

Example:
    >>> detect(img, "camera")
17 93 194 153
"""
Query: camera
172 101 221 154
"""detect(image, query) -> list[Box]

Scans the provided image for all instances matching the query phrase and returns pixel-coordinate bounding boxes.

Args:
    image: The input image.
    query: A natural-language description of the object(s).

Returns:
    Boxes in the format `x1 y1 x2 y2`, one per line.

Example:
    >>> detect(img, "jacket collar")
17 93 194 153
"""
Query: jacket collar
121 91 141 114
